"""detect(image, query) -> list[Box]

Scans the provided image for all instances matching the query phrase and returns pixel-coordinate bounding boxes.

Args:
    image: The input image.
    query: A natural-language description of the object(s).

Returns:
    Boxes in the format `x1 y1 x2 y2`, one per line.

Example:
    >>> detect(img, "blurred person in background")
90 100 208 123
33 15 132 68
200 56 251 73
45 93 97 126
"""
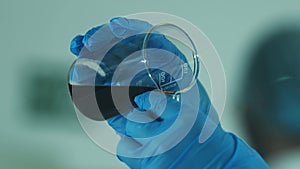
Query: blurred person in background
241 26 300 169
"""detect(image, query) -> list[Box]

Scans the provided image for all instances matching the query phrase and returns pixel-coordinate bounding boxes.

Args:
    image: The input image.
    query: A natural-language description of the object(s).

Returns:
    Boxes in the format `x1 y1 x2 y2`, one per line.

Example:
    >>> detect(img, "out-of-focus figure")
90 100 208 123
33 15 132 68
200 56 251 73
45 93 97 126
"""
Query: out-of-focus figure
241 26 300 169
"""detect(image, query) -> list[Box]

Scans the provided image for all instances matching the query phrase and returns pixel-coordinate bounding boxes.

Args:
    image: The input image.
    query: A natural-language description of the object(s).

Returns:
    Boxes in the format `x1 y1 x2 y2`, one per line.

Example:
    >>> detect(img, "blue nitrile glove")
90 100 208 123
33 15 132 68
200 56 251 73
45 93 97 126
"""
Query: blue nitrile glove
107 84 269 169
70 17 269 169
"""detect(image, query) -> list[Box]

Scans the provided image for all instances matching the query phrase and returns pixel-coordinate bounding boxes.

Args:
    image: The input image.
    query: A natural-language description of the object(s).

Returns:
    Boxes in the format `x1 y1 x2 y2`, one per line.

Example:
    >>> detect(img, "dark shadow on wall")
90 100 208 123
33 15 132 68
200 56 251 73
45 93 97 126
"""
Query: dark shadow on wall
18 59 78 129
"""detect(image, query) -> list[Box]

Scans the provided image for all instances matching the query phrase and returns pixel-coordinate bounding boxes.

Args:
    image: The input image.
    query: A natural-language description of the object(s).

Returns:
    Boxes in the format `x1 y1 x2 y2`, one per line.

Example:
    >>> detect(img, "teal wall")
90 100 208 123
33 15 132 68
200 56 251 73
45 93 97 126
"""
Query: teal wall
0 0 299 168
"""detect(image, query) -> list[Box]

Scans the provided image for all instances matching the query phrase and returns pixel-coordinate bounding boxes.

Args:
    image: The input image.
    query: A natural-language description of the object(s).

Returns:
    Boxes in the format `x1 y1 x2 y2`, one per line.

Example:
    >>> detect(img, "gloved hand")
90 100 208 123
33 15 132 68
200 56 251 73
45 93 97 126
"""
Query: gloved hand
107 85 269 169
70 17 269 169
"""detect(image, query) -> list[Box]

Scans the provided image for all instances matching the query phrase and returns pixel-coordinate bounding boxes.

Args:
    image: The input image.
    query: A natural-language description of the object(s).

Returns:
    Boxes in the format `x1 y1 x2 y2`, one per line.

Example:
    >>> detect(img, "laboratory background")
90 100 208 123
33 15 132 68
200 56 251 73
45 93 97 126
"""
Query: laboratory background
1 0 300 168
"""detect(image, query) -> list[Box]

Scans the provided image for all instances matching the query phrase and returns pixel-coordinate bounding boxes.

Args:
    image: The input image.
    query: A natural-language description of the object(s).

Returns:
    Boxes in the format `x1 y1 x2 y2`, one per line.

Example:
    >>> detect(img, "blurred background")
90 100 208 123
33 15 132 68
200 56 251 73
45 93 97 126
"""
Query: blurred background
0 0 299 168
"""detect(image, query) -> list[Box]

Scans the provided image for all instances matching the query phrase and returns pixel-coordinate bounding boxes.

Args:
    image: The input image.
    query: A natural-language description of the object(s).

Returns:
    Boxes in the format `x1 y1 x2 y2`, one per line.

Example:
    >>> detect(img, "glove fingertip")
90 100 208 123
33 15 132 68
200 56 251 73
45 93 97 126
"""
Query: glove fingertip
83 26 102 42
109 17 152 39
134 92 151 111
110 17 121 23
109 17 128 38
70 35 84 56
107 115 127 135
